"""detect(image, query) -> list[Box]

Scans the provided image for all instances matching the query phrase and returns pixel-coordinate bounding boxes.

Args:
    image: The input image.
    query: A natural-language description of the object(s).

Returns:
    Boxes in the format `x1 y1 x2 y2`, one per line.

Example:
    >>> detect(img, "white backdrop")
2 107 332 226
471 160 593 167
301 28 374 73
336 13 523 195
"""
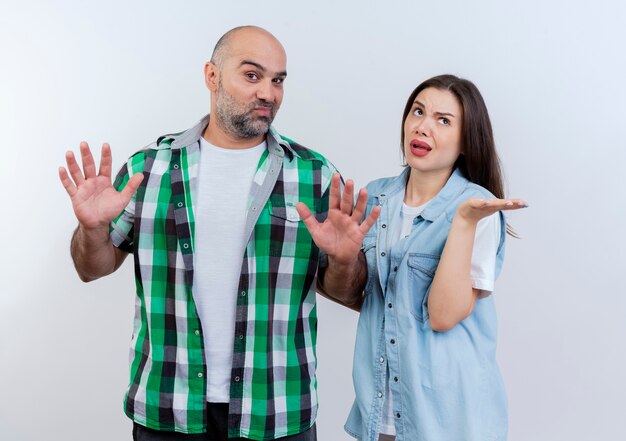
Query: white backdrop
1 1 625 440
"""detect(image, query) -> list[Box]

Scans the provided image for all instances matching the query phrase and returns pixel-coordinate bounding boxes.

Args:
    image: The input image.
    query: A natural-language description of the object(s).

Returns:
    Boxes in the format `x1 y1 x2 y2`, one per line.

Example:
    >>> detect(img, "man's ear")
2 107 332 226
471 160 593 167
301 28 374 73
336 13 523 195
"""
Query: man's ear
204 61 219 92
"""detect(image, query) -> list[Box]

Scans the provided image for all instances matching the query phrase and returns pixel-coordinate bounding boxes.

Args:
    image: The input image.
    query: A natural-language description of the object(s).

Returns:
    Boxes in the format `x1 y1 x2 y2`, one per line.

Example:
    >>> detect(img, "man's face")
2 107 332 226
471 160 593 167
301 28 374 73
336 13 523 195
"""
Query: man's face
213 32 287 140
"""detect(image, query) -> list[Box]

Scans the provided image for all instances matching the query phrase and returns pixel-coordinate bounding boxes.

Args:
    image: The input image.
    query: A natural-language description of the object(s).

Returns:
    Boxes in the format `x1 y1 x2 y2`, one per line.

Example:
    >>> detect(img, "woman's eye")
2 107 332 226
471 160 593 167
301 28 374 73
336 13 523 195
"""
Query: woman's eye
439 117 450 125
413 108 423 116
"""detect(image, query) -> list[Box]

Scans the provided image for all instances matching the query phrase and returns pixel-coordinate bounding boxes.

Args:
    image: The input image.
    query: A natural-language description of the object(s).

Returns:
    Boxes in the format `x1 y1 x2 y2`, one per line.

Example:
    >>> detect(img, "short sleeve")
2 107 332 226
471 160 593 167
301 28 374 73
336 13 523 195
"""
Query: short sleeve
316 170 338 270
109 157 142 253
470 212 501 296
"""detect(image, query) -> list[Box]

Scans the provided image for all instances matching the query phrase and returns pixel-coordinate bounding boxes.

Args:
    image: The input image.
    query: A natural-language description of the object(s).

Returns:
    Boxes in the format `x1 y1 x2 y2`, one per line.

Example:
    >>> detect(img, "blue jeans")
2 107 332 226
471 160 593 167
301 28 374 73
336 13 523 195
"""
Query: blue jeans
132 403 317 441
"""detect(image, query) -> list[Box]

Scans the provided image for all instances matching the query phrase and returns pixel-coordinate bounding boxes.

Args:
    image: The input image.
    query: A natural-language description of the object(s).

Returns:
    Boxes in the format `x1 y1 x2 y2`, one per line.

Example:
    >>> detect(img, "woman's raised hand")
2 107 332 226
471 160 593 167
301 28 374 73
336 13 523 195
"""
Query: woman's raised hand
456 197 528 224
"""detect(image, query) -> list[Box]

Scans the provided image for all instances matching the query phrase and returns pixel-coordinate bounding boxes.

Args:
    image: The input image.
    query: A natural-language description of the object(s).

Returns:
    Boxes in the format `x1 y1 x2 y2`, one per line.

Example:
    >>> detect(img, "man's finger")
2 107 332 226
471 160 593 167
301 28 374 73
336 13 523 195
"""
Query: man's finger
65 150 85 185
351 188 368 222
359 205 381 235
340 179 354 215
120 173 144 201
295 202 320 236
328 173 341 211
80 141 97 179
58 167 77 197
99 143 113 178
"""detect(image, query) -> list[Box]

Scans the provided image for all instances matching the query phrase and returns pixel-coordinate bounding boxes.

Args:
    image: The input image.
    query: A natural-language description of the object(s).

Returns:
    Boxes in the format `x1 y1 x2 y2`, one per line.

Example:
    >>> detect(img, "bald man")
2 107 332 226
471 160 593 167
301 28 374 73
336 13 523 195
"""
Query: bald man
59 26 334 441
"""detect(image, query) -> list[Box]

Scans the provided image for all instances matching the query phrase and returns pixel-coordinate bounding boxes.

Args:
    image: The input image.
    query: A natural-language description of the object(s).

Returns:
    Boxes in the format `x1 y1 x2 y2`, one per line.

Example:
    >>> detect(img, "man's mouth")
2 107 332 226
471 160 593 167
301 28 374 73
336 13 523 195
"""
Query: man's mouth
253 107 272 117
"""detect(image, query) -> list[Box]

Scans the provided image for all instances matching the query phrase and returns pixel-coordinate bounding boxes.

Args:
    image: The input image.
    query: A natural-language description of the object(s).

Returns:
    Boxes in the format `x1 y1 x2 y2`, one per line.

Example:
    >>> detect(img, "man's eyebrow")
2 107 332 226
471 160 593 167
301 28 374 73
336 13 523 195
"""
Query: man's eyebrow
240 60 287 77
413 99 456 118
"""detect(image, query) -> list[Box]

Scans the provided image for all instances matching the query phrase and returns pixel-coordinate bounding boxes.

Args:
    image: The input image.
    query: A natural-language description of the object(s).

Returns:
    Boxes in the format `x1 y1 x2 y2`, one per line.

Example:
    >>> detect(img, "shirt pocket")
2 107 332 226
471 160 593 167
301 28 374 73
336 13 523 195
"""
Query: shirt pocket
268 202 307 257
406 252 440 322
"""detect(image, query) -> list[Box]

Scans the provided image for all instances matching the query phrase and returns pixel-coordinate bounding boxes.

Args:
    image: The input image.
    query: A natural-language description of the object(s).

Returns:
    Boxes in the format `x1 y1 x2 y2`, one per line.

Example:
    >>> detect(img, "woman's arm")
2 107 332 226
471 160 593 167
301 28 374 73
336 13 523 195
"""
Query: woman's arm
427 198 527 332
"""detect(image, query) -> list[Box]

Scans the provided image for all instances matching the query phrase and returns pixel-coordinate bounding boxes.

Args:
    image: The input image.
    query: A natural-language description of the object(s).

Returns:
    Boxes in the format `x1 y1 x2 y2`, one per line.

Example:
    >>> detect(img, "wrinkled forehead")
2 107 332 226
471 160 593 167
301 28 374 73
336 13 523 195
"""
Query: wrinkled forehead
415 87 462 115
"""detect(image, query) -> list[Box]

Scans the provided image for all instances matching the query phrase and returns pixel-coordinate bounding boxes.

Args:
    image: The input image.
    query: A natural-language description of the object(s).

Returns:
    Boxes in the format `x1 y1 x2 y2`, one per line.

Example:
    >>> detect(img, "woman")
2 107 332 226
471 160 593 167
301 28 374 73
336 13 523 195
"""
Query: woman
297 74 527 441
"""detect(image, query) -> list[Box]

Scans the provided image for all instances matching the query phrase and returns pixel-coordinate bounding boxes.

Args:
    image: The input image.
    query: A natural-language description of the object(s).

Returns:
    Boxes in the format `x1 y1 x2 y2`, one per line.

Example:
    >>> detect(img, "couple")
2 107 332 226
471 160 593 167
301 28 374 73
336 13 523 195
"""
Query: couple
59 26 526 441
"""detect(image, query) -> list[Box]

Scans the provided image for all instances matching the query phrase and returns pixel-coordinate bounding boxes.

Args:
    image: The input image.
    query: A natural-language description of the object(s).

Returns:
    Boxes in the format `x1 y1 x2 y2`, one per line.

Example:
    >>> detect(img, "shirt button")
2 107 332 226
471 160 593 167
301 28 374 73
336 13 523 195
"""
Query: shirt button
173 164 179 169
378 392 383 398
197 372 203 378
177 202 183 208
394 376 399 382
393 266 398 272
382 224 387 229
241 291 246 297
381 252 386 257
388 303 392 309
194 330 200 336
380 194 386 197
239 335 244 340
183 243 189 249
379 356 384 363
234 376 240 382
390 339 396 344
396 412 401 418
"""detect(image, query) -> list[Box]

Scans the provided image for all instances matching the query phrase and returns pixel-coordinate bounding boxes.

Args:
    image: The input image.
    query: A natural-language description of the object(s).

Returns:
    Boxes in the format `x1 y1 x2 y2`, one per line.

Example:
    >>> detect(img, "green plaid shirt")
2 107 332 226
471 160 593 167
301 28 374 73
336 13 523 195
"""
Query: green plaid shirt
110 114 335 440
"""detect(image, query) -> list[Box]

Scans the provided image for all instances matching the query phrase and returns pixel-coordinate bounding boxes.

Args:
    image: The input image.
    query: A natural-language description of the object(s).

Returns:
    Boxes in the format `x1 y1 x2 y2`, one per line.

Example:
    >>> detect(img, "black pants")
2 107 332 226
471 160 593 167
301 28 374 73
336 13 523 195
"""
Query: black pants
132 403 317 441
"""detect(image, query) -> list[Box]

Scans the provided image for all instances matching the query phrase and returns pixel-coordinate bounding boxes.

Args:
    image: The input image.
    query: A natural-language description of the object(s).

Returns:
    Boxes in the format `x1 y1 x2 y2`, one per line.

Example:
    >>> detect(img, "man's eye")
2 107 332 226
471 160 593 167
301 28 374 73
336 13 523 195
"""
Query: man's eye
246 72 259 80
273 78 284 85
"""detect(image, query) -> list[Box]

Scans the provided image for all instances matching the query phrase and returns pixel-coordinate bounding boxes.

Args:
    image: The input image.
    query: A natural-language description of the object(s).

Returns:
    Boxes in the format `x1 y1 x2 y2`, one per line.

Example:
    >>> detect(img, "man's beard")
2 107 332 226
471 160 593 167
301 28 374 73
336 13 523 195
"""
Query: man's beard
215 83 276 139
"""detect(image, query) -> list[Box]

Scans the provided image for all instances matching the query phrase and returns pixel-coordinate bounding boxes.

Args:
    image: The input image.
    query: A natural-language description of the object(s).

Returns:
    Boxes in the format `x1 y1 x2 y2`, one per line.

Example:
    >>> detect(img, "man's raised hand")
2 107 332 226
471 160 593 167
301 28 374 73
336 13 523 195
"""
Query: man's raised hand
59 142 143 230
296 173 380 265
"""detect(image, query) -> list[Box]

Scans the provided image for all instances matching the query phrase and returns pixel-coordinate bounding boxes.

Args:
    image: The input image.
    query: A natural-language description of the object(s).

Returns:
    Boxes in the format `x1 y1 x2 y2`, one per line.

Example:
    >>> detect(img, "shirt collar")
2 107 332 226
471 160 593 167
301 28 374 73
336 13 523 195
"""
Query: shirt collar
163 113 296 159
372 167 469 222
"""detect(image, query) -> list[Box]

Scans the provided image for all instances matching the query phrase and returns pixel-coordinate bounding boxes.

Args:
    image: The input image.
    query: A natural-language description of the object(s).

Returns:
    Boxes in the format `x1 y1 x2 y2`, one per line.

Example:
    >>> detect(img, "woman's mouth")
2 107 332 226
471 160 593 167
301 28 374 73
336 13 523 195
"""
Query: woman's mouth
409 140 432 157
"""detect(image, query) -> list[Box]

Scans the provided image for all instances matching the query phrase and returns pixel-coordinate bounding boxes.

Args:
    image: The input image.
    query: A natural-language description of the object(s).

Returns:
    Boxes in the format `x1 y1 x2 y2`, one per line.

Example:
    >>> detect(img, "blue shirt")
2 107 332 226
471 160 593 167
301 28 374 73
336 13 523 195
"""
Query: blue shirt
345 168 508 441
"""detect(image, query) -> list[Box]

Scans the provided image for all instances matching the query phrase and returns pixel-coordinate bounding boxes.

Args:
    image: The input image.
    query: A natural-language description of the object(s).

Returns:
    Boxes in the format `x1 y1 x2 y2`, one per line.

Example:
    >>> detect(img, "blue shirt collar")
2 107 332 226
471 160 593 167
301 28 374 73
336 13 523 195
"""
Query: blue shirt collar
371 167 470 222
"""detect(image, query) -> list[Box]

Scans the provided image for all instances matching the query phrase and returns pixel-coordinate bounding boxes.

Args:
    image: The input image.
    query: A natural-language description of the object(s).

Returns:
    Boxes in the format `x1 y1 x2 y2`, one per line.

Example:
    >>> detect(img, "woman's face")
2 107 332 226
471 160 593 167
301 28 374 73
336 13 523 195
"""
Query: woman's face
403 87 463 175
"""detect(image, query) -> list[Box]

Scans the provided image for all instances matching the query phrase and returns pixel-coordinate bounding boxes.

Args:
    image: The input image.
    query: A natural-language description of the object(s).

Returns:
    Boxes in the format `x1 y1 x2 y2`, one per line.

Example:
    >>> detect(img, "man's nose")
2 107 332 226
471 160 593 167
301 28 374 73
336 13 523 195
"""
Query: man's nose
256 80 275 103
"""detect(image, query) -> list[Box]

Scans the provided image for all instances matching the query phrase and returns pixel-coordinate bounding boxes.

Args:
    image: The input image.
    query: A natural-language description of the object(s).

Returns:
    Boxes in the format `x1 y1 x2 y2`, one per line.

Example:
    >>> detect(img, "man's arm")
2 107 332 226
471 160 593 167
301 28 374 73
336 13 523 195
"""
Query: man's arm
317 253 367 311
297 173 379 310
59 141 143 282
70 225 128 282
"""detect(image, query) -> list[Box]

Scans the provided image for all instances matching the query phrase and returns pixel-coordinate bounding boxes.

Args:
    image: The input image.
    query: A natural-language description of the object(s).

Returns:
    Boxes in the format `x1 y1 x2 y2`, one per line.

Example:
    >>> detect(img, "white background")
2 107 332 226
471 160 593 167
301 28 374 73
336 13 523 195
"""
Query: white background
1 1 625 440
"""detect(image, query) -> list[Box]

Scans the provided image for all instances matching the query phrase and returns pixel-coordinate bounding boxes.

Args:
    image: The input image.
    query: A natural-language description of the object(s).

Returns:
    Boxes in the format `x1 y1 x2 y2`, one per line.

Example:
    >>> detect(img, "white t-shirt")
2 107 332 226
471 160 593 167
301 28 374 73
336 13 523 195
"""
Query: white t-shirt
192 137 266 402
380 201 501 435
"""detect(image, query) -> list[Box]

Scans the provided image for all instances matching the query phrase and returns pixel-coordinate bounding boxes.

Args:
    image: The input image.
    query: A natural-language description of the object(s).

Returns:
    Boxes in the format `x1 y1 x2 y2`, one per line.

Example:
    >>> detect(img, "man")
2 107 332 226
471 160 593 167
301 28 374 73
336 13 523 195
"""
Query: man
59 26 335 441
